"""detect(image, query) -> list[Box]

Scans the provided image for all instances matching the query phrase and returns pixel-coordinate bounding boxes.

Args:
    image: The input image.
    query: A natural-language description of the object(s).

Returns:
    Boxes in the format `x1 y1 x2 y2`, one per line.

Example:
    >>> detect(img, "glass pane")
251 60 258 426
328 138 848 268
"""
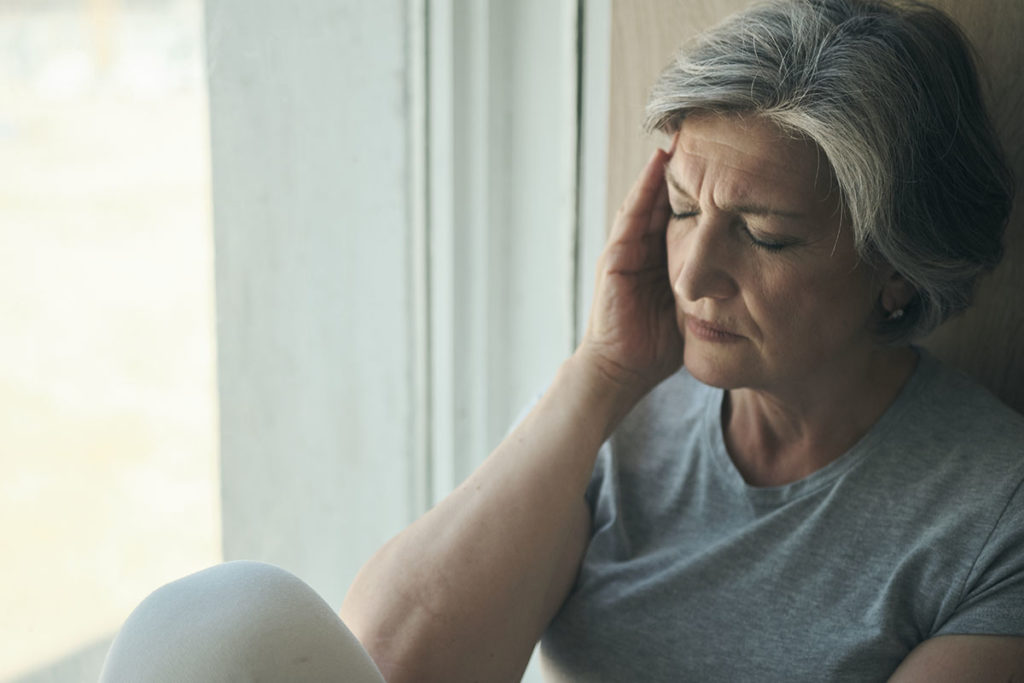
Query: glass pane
0 0 219 679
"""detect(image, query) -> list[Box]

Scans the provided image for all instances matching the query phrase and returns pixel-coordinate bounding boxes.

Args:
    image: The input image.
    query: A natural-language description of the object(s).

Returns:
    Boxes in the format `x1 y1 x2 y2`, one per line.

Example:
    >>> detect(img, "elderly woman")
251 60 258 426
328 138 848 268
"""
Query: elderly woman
101 0 1022 681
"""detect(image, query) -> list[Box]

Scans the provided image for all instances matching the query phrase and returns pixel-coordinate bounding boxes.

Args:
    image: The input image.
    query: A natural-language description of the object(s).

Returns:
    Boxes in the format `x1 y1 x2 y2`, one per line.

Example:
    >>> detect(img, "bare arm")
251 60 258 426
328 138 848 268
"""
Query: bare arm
888 635 1024 682
342 357 624 682
340 143 682 683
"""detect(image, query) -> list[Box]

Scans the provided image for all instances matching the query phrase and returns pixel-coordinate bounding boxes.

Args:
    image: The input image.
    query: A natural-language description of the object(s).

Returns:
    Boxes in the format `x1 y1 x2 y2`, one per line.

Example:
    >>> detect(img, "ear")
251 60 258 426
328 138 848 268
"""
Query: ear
879 269 916 316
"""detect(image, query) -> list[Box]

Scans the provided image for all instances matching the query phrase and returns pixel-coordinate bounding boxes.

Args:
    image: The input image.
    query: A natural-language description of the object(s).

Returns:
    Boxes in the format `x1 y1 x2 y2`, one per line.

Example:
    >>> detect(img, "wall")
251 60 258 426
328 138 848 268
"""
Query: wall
4 0 584 680
206 0 583 647
915 0 1024 412
207 0 419 607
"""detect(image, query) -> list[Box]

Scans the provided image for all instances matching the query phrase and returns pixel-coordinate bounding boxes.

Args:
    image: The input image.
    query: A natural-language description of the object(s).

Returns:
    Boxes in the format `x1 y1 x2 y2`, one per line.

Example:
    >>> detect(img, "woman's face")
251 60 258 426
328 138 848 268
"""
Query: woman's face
665 114 884 392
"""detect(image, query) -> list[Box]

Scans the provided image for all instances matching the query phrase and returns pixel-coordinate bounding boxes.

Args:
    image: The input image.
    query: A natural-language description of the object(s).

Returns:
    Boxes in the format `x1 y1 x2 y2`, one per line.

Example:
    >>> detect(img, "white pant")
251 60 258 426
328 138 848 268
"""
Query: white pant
99 561 386 682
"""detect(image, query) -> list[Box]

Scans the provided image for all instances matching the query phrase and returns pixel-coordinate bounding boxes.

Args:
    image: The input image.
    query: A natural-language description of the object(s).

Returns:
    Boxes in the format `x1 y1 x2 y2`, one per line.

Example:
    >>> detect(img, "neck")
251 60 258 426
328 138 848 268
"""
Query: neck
723 345 918 487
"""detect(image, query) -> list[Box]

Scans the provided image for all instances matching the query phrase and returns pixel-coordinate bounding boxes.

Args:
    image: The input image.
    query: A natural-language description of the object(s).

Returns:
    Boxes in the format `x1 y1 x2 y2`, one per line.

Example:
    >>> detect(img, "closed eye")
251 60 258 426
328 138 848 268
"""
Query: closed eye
672 210 795 253
741 224 794 252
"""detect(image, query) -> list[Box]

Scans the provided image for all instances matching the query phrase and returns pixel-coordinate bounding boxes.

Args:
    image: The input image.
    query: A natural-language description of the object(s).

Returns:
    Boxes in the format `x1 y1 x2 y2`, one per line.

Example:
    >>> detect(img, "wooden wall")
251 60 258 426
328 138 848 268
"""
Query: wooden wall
607 0 1024 414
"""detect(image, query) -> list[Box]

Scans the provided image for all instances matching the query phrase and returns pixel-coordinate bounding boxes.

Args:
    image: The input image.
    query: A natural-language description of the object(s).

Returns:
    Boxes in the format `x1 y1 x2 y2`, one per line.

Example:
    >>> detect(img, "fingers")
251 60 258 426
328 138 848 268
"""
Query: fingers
649 131 680 232
610 148 667 240
611 135 678 242
647 170 671 235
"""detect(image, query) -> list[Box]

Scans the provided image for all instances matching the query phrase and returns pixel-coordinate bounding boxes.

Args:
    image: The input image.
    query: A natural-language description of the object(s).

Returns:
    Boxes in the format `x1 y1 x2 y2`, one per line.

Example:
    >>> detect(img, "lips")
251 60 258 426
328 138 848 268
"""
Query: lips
685 315 744 343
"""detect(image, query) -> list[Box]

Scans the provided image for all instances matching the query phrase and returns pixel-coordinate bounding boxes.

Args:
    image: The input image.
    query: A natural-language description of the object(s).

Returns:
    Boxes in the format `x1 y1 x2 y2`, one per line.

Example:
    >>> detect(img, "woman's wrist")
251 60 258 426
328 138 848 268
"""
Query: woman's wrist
556 349 652 443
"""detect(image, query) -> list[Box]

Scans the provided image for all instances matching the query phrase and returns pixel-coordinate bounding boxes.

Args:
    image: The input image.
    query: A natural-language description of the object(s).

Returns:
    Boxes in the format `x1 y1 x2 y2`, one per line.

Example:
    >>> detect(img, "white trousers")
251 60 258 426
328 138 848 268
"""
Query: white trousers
98 561 386 682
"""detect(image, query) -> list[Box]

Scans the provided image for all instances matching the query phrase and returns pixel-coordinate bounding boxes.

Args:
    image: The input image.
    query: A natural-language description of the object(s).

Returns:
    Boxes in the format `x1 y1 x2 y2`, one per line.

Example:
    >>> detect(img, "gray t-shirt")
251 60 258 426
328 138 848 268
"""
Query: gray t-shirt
540 349 1024 681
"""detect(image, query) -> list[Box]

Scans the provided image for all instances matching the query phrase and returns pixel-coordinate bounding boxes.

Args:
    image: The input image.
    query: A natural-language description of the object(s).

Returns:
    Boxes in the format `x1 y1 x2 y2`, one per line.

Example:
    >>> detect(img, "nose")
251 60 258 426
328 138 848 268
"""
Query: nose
671 217 739 303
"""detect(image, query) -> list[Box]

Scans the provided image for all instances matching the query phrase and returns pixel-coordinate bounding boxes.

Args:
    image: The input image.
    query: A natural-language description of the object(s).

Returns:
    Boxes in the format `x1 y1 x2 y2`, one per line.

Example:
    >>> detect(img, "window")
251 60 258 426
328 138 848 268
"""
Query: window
0 1 218 678
1 2 609 680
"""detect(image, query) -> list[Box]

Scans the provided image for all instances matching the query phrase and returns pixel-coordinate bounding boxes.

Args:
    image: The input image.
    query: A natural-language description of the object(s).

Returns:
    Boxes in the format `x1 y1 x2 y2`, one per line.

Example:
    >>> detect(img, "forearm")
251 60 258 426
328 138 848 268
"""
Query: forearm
340 352 638 683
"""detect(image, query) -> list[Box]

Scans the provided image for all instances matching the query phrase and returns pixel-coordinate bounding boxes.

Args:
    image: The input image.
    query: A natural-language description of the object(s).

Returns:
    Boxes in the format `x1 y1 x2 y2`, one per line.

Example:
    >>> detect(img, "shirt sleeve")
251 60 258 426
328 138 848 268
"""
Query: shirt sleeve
935 475 1024 637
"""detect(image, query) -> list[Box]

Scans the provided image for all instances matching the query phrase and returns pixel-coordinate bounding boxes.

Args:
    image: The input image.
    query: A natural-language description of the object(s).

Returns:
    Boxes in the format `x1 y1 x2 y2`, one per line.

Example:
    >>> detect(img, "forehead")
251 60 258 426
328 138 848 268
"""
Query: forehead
670 114 834 204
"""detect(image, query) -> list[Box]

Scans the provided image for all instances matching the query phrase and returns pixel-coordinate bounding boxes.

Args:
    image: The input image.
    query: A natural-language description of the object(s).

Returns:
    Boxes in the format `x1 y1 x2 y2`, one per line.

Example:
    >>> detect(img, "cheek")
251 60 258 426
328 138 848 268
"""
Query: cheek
758 264 877 338
812 259 879 312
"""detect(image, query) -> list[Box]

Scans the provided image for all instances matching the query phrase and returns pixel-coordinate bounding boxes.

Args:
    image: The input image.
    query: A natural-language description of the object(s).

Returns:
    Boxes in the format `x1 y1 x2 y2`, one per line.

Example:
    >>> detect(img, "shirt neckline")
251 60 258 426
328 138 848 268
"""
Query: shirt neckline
699 347 937 506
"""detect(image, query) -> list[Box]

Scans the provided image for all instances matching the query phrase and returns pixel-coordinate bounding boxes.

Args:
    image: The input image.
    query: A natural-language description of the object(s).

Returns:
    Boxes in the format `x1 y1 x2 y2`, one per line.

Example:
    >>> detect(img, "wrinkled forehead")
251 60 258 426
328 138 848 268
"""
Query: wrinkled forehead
671 113 836 204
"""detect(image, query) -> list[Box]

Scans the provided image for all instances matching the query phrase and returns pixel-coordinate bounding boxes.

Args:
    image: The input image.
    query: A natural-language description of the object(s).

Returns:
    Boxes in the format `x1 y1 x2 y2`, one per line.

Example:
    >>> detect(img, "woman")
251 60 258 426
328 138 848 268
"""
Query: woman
101 0 1023 680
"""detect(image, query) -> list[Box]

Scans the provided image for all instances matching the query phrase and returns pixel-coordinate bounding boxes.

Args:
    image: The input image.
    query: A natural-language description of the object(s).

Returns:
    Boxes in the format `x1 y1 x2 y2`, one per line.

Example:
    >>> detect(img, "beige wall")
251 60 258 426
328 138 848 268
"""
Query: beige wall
918 0 1024 413
607 0 1024 413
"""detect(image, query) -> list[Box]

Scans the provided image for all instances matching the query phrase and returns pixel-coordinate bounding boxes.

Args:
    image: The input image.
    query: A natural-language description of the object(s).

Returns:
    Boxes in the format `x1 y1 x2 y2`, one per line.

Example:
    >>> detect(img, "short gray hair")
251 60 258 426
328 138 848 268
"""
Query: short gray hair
645 0 1013 342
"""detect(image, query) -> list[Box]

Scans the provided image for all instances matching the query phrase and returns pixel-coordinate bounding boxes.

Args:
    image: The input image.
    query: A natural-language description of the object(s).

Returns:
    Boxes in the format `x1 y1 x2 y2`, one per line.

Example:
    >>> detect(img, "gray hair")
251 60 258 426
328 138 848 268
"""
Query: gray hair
645 0 1013 342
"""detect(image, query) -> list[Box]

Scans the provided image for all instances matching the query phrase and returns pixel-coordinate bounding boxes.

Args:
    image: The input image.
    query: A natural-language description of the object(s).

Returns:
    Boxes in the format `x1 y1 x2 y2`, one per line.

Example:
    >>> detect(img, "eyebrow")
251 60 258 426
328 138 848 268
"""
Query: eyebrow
664 165 806 220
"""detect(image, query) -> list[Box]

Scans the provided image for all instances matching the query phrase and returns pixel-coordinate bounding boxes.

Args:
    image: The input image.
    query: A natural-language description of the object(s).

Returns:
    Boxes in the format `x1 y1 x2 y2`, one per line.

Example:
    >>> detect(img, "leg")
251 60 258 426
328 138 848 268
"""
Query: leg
99 561 386 683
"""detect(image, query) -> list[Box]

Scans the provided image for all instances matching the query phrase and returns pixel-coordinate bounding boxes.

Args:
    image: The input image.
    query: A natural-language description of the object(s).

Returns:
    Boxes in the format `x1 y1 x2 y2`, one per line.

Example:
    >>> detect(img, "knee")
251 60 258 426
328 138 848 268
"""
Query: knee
133 561 322 632
170 560 325 615
100 561 340 682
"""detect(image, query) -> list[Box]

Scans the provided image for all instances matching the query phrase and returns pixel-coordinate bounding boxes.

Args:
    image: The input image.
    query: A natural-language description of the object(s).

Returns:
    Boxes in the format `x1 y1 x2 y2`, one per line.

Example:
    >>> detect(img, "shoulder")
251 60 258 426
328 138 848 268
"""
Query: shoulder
884 351 1024 516
896 350 1024 466
878 352 1024 624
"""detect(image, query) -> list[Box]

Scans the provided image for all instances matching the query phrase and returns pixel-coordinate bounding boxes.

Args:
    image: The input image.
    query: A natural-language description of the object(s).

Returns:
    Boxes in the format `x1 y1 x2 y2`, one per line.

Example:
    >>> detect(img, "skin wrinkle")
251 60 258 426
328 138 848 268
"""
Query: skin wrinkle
666 113 916 484
672 119 824 245
665 166 807 221
644 0 1012 343
684 115 854 265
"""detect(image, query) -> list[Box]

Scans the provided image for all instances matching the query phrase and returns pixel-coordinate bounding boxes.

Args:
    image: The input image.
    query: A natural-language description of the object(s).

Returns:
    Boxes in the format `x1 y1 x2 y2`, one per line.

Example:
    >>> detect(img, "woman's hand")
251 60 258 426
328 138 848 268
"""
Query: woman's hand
578 140 684 400
341 140 684 683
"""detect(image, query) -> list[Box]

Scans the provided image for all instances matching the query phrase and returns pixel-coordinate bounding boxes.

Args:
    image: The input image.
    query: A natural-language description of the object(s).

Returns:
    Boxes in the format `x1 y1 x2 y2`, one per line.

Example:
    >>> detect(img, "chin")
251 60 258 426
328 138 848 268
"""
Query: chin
683 344 751 390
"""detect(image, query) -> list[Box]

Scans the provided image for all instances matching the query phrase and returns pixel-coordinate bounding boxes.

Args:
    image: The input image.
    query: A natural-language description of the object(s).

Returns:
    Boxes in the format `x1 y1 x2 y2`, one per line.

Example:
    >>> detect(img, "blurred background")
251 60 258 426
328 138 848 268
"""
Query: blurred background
0 0 219 680
0 0 591 680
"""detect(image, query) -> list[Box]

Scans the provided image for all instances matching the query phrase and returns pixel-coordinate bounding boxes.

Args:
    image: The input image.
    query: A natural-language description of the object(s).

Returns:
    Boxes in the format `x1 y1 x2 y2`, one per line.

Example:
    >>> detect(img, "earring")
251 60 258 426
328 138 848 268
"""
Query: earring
887 308 905 321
